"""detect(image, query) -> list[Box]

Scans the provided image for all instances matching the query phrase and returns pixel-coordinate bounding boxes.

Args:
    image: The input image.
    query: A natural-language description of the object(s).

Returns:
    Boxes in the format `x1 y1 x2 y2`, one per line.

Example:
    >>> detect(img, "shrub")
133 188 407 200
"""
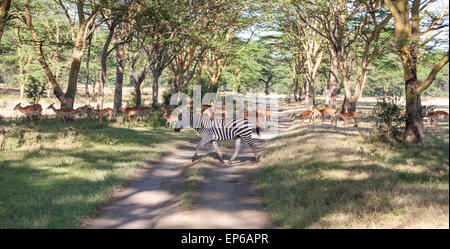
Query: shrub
372 96 406 143
162 90 172 106
25 76 46 104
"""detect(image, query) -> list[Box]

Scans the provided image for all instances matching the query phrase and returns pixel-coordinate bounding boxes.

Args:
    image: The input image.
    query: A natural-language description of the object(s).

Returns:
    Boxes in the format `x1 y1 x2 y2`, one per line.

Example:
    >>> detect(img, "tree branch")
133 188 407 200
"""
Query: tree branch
417 51 449 94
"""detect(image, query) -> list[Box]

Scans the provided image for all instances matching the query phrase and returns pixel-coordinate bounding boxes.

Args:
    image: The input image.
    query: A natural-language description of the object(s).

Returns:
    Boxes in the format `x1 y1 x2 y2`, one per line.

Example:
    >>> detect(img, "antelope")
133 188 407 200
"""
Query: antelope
92 108 114 122
137 106 152 119
14 103 43 120
255 109 271 122
319 107 338 125
120 107 143 121
311 106 338 125
163 112 179 128
336 111 358 127
290 110 315 126
311 106 322 119
160 107 175 127
75 105 96 118
47 103 77 122
161 107 174 114
424 105 449 132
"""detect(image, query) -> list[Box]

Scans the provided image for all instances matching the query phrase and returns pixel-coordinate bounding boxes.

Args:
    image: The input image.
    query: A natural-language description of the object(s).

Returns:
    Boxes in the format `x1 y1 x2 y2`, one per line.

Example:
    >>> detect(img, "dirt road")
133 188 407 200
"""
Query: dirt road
84 111 292 229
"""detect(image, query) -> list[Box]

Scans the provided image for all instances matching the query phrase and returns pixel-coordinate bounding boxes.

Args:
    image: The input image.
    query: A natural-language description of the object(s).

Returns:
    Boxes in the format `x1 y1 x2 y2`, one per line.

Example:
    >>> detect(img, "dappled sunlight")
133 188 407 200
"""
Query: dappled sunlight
257 112 449 228
0 118 197 228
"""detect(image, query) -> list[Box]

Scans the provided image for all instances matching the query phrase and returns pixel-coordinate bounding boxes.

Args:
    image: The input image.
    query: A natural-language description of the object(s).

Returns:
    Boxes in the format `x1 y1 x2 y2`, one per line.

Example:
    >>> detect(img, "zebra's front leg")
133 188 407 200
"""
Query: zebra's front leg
192 138 210 162
212 141 224 163
242 137 260 162
229 138 242 164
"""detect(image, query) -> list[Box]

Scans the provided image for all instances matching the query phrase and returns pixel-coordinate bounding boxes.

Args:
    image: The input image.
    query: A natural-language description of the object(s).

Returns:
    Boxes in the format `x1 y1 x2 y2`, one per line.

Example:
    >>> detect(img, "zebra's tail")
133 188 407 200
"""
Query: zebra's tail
256 124 261 137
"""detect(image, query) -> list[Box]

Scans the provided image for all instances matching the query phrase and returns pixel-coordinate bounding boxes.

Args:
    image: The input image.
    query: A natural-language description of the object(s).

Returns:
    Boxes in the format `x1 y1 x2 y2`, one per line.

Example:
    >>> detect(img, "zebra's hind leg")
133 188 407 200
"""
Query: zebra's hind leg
192 138 210 162
212 141 224 163
229 138 242 163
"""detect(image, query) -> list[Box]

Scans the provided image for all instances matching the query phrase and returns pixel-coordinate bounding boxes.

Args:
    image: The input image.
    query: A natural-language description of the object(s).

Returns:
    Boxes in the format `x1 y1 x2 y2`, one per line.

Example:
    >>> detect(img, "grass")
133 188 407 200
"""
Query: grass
181 160 213 210
0 117 196 228
256 104 449 228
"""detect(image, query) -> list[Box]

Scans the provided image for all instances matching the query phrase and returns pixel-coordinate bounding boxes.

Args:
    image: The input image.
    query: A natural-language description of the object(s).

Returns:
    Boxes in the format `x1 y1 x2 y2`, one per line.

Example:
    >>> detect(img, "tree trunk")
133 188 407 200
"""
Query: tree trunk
404 86 424 143
0 0 11 44
305 80 314 108
325 49 338 108
62 51 83 108
152 71 161 108
97 24 116 109
85 34 92 106
196 58 203 86
113 42 127 111
92 80 97 103
293 78 298 102
20 84 24 98
134 82 142 107
264 74 273 96
341 96 357 113
130 60 150 107
300 79 307 104
340 52 354 113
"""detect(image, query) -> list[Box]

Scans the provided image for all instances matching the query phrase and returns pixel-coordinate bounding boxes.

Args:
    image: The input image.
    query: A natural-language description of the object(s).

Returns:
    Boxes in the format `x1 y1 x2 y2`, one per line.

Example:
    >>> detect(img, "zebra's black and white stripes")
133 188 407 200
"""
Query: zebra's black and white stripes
174 111 260 163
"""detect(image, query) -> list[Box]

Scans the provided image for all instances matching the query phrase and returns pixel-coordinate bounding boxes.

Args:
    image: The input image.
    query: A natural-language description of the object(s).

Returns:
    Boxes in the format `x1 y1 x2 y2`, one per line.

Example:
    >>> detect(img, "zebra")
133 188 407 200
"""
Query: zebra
173 110 261 163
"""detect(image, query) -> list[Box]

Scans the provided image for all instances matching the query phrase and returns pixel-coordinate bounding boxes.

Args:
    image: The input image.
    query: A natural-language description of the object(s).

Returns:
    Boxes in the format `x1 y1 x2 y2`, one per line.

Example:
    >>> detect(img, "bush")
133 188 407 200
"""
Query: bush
127 90 139 108
162 90 172 106
372 96 406 143
25 76 46 104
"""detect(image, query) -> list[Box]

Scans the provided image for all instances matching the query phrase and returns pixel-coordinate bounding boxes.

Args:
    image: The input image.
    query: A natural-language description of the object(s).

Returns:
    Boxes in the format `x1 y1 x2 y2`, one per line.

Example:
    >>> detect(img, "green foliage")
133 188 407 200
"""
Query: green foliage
24 76 46 104
162 90 172 106
221 38 291 94
372 96 406 142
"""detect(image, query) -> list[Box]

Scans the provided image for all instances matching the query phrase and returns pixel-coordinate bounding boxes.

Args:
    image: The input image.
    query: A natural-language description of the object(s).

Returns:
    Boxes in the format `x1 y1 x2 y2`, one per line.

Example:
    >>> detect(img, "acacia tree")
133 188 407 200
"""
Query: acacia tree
275 2 323 106
128 32 151 107
126 0 181 107
203 1 257 93
383 0 449 143
21 0 105 108
96 0 134 109
112 22 131 110
294 0 392 111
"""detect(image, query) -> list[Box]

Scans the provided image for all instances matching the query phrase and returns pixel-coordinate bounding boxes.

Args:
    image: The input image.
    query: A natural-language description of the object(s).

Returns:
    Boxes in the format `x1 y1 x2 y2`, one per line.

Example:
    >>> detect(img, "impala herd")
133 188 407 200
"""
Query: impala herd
288 104 448 131
288 106 356 127
9 100 449 132
13 103 153 123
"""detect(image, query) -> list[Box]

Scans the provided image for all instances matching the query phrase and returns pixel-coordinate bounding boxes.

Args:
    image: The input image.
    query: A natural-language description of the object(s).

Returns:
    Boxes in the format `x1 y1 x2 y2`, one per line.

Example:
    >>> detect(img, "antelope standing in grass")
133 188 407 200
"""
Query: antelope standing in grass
289 110 315 126
14 103 43 120
424 105 449 132
120 107 149 121
47 103 77 122
320 107 338 125
336 111 358 127
137 106 152 117
162 108 180 128
311 106 338 125
92 108 114 122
